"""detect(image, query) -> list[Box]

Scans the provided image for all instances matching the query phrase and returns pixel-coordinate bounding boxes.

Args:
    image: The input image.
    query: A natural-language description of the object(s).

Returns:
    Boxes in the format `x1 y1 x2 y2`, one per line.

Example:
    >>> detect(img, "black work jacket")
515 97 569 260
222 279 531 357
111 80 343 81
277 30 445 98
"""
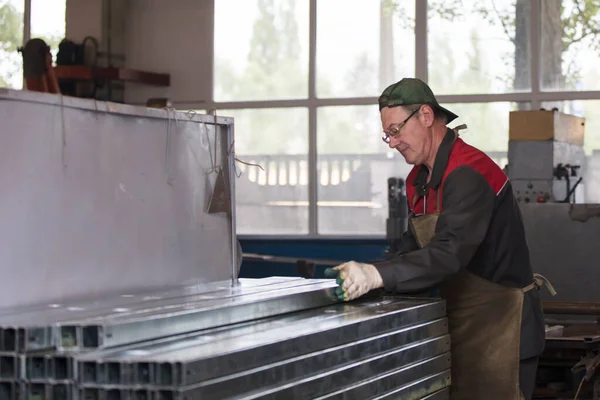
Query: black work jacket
375 128 545 359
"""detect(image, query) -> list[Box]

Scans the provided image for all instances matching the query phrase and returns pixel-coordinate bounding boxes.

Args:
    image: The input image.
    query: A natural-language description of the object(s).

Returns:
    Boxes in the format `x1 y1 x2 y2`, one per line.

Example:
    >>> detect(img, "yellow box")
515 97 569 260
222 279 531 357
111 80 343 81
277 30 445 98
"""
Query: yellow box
509 110 585 146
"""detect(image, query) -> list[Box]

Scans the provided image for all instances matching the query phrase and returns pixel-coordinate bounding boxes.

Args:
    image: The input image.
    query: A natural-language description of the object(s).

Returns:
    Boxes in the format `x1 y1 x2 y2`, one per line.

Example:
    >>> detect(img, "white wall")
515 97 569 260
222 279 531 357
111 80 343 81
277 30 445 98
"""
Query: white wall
123 0 214 107
65 0 103 42
65 0 214 107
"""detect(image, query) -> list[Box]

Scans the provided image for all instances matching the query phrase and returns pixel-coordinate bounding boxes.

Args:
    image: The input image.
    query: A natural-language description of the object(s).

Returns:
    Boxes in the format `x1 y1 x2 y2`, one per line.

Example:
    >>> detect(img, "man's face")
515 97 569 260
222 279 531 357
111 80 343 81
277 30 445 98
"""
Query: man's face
380 105 432 165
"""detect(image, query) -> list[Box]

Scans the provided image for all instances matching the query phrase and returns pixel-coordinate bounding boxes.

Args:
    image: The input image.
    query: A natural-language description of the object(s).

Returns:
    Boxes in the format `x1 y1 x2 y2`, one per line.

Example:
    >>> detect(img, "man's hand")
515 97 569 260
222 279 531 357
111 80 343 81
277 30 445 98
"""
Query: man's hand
324 261 384 301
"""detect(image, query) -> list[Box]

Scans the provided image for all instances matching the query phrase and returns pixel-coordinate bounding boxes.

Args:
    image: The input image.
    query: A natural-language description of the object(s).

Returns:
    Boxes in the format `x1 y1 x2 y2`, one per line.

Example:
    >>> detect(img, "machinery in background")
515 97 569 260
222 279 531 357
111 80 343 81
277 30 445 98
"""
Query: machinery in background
19 36 170 103
506 109 600 399
55 36 100 98
507 109 586 204
385 177 408 257
18 38 61 94
537 301 600 400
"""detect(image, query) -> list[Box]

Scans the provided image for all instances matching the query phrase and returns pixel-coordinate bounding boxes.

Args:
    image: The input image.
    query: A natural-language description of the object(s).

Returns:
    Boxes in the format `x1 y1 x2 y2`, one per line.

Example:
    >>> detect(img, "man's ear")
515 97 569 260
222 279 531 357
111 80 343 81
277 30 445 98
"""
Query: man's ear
419 105 436 127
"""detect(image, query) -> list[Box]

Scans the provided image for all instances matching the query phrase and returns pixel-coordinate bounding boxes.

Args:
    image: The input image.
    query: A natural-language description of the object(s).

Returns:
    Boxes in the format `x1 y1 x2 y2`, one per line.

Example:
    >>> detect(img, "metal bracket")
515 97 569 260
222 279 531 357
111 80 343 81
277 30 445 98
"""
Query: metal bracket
206 168 231 215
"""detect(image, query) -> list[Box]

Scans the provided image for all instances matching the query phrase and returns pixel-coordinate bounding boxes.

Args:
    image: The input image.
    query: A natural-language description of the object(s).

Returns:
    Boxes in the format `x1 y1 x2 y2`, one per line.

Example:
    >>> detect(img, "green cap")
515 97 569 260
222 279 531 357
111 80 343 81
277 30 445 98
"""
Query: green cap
378 78 458 124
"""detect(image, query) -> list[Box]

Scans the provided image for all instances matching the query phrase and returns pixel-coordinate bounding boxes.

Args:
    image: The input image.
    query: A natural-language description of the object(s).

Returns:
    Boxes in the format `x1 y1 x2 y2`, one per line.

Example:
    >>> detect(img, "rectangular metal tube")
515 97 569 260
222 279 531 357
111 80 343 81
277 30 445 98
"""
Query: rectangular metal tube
421 389 451 400
307 355 450 400
11 279 338 351
75 298 446 386
372 371 452 400
0 278 309 327
0 278 308 353
84 280 338 350
180 336 450 399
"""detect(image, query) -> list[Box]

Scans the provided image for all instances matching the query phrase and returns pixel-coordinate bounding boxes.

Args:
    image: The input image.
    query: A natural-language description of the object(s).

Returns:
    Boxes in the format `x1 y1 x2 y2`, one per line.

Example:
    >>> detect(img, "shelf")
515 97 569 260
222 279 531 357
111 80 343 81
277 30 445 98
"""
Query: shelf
53 66 170 87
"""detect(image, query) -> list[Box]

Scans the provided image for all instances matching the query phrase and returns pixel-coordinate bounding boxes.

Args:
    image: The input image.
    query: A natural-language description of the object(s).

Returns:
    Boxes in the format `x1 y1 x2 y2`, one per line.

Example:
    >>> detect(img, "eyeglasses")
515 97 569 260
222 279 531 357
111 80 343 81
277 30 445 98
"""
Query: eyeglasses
382 107 420 144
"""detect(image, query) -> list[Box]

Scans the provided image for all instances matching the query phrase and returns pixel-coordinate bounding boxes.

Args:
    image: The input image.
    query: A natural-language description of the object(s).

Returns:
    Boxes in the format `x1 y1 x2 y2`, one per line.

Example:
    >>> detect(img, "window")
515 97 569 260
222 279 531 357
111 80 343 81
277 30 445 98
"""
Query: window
30 0 66 55
218 108 309 235
0 0 24 89
316 0 415 98
444 102 529 154
213 0 600 237
428 0 531 94
317 105 411 235
0 0 66 90
540 0 600 91
213 0 309 102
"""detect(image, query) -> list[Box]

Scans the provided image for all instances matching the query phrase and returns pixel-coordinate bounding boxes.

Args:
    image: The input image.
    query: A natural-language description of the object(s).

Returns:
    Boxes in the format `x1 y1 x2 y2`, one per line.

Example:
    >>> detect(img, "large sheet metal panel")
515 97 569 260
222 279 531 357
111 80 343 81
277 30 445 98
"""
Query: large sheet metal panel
521 203 600 302
0 89 235 308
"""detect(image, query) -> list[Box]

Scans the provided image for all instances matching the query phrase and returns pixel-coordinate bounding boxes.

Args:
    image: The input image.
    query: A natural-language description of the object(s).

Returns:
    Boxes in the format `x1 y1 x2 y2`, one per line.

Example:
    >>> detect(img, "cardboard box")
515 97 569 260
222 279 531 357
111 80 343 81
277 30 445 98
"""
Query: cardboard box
509 110 585 146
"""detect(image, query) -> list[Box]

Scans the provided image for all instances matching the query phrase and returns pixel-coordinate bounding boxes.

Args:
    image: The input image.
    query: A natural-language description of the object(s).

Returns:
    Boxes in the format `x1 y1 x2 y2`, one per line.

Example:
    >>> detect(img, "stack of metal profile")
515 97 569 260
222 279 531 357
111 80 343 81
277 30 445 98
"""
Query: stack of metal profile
0 277 450 399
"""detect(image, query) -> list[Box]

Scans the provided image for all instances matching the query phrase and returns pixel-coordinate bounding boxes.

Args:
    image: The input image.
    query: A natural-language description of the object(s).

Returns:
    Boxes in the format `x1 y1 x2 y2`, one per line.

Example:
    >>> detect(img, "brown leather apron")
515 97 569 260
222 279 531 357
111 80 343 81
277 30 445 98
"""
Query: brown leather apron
409 130 553 399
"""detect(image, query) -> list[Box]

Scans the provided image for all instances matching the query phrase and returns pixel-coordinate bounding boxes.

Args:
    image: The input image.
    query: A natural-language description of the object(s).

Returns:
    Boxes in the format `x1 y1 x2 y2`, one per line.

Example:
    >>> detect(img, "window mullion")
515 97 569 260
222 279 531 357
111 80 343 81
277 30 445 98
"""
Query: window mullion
414 0 428 82
308 0 318 235
530 0 541 109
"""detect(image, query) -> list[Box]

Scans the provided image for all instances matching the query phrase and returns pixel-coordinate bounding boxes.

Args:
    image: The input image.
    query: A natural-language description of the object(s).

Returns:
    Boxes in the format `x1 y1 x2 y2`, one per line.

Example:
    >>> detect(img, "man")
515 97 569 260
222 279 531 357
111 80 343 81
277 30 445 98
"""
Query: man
325 78 551 400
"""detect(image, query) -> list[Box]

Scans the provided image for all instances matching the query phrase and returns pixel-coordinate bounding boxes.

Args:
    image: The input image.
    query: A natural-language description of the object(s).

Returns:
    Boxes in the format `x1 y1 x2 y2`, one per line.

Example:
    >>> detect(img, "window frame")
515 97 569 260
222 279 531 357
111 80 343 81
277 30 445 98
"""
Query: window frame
211 0 600 238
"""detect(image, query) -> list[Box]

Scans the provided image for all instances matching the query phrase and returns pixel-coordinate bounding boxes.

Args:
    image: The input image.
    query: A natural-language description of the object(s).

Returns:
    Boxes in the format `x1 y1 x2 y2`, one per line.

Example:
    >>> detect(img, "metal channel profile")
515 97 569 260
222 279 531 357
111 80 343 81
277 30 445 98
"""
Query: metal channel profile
24 382 74 400
78 387 153 400
79 319 446 395
181 335 450 399
372 371 451 400
74 298 446 387
65 280 338 351
25 352 75 381
0 353 23 381
0 381 23 400
0 277 303 320
9 279 337 352
0 277 308 353
420 388 450 400
315 354 450 399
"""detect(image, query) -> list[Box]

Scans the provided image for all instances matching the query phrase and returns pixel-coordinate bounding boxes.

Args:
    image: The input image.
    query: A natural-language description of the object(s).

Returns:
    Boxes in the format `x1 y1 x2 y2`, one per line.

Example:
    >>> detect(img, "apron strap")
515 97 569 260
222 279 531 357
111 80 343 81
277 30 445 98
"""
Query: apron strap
522 273 557 296
452 123 467 134
411 192 419 210
431 126 463 213
414 126 465 215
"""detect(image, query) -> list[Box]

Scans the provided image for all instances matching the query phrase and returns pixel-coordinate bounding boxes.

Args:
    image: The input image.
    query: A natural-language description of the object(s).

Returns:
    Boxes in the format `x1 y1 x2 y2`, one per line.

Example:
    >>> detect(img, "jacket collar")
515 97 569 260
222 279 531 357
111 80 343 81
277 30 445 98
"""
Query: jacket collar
413 128 457 196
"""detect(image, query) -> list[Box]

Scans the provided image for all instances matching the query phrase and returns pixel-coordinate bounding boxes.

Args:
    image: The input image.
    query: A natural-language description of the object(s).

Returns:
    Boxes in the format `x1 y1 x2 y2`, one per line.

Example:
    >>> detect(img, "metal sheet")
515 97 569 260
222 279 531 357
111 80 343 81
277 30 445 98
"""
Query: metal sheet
179 335 450 399
0 88 234 309
75 298 446 386
520 203 600 302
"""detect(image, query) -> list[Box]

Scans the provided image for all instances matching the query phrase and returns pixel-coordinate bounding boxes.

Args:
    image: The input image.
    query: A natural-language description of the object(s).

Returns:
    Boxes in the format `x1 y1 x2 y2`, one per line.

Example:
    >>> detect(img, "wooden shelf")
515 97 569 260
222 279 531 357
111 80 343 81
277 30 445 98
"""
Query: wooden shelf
53 66 170 87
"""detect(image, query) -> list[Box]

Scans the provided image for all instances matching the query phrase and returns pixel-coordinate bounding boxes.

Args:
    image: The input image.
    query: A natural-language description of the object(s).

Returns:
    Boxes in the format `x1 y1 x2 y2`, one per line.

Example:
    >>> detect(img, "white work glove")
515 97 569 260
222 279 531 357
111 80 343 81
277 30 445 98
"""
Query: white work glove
324 261 384 301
